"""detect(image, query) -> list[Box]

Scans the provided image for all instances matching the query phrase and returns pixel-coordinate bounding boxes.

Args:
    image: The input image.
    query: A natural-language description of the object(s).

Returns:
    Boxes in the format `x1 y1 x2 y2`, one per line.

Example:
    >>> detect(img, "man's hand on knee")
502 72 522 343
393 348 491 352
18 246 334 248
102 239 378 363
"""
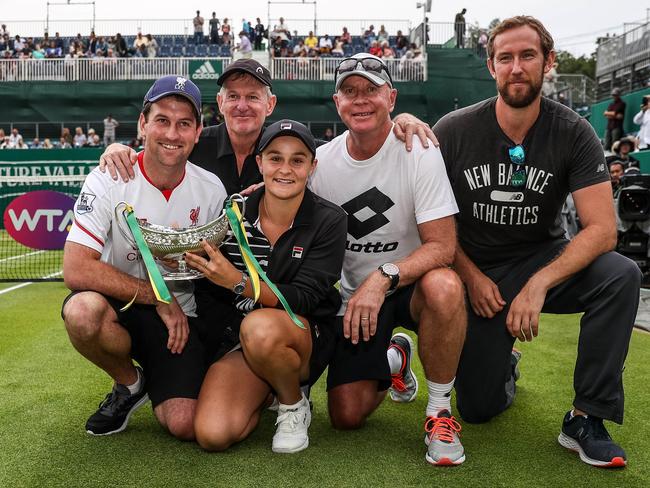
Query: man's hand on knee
155 298 190 354
506 279 547 342
343 272 389 344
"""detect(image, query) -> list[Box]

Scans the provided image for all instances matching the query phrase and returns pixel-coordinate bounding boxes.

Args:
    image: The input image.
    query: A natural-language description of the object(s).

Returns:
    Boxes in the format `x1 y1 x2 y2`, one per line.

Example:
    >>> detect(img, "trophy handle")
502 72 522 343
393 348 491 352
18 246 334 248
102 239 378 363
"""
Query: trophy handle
228 193 246 222
114 201 137 248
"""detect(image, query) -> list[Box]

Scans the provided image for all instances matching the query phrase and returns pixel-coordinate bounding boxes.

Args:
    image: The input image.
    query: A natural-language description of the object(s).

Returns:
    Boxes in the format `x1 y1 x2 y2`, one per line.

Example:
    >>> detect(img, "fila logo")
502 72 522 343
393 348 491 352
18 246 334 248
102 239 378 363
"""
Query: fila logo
192 61 219 79
280 122 292 130
292 246 303 258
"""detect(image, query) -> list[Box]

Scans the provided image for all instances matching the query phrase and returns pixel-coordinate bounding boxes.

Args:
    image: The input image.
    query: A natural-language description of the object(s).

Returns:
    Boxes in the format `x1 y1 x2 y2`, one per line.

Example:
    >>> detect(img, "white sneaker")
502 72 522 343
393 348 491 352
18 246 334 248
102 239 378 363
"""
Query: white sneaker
272 394 311 453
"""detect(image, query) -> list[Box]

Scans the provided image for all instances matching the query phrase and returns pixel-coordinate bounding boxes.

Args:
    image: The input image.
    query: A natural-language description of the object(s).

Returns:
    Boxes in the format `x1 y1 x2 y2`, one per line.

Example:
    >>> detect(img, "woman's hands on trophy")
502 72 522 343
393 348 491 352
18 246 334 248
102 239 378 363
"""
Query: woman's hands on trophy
185 239 241 290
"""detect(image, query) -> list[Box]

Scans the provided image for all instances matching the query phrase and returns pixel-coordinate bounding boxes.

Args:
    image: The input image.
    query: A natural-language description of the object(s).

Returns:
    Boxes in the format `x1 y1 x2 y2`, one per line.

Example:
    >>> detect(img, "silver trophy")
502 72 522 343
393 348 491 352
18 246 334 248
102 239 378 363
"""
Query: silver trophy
115 194 245 281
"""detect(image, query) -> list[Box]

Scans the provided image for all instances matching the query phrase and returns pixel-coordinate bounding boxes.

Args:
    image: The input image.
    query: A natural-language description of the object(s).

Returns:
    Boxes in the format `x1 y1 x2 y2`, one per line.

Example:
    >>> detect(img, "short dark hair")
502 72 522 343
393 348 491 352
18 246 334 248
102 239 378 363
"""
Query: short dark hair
487 16 554 61
142 95 201 126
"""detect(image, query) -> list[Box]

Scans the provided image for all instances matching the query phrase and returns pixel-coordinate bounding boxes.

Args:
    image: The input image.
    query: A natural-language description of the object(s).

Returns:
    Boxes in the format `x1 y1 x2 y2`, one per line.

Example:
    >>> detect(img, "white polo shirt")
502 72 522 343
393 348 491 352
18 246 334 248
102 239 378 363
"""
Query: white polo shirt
67 151 228 316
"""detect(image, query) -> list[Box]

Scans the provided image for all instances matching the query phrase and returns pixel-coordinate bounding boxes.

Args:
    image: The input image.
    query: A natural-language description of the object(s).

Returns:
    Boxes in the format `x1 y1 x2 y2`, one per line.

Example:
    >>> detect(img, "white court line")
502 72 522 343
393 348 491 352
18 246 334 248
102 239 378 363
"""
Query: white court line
0 250 45 263
0 270 62 295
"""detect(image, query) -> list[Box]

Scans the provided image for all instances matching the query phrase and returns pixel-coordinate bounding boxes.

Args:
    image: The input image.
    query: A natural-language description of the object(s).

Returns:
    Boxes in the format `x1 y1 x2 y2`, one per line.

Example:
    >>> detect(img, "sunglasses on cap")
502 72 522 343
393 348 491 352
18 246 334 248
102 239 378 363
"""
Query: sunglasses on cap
508 145 526 188
334 56 393 86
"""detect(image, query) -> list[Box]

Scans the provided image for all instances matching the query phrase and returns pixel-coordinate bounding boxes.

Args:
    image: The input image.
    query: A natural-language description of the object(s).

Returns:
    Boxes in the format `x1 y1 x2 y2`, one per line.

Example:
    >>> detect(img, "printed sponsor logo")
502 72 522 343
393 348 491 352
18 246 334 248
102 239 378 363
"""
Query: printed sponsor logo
292 246 303 258
192 61 219 79
3 190 75 250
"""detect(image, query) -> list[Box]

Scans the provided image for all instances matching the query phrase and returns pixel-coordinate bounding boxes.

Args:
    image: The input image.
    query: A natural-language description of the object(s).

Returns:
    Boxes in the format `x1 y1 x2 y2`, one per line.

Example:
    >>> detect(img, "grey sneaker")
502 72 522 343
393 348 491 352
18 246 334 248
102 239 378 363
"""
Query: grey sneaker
424 410 465 466
272 394 311 454
388 333 419 403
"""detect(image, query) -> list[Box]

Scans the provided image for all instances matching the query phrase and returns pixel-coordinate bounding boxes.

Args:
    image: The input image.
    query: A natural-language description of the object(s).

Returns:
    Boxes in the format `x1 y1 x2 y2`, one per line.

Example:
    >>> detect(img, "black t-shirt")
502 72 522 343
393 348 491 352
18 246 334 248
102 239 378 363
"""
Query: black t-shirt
433 97 609 268
188 123 263 196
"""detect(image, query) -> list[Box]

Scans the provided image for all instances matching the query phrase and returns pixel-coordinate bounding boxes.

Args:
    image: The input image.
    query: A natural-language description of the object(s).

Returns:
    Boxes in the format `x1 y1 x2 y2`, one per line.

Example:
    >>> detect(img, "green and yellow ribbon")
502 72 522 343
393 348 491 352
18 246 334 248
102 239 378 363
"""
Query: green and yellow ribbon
225 198 305 329
121 203 172 310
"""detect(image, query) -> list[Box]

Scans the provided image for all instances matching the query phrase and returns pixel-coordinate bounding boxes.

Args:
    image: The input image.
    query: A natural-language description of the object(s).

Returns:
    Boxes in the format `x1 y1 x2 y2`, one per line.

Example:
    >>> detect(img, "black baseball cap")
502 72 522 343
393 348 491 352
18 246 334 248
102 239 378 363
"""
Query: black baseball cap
217 59 273 91
257 120 316 157
143 75 201 119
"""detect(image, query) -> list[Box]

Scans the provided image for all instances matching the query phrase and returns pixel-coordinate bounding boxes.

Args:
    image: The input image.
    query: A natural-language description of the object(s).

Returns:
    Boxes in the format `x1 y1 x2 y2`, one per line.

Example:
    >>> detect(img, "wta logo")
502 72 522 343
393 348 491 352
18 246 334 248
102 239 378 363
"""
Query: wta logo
3 191 75 250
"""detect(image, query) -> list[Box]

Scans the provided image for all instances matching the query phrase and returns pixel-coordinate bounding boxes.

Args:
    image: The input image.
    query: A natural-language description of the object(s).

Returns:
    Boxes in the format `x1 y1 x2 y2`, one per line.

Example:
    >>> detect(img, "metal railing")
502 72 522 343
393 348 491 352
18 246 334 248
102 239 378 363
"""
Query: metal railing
555 74 597 107
0 57 231 82
596 23 650 76
270 56 427 82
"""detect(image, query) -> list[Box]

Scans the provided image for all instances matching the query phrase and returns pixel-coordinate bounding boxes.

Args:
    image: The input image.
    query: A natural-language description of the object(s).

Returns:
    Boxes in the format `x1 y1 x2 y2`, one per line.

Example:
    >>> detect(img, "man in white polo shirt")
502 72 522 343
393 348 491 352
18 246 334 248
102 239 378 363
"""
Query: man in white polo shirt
61 75 227 440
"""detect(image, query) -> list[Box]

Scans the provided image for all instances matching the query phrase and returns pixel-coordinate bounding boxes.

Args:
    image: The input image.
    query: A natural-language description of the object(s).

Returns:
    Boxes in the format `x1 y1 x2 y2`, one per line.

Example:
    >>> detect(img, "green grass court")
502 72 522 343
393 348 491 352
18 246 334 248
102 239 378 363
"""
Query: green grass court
1 282 649 487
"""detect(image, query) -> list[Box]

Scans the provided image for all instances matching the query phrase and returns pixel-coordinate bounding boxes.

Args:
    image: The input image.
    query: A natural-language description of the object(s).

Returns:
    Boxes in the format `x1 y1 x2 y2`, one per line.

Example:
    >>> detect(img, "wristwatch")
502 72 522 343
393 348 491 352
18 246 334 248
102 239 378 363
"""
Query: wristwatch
378 263 400 291
232 272 248 295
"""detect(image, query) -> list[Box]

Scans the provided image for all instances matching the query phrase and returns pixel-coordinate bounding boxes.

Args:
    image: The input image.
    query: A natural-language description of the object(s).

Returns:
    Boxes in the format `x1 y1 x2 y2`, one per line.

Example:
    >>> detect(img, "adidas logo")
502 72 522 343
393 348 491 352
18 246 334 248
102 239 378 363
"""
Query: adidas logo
192 61 219 79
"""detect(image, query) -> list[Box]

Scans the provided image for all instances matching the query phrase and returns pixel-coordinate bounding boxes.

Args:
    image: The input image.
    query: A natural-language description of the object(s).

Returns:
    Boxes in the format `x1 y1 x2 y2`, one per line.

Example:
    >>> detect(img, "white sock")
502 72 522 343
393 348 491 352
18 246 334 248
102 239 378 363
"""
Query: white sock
125 368 142 395
387 346 403 375
426 378 455 417
278 393 305 411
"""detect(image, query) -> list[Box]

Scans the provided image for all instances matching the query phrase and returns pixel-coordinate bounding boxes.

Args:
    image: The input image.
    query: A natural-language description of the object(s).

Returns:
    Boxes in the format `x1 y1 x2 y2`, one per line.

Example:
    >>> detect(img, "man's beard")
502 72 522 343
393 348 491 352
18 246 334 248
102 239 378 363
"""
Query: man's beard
497 73 543 108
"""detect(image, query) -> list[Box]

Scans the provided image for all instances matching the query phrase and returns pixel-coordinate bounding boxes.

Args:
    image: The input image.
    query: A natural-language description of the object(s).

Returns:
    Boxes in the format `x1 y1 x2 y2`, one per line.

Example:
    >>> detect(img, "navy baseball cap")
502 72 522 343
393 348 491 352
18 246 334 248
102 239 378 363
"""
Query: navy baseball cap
217 59 273 91
257 120 316 157
143 75 202 119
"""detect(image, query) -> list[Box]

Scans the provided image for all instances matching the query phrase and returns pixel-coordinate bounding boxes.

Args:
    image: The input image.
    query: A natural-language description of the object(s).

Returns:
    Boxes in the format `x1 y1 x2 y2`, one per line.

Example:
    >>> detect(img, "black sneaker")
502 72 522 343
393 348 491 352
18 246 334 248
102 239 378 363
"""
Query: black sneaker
558 411 627 468
85 368 149 436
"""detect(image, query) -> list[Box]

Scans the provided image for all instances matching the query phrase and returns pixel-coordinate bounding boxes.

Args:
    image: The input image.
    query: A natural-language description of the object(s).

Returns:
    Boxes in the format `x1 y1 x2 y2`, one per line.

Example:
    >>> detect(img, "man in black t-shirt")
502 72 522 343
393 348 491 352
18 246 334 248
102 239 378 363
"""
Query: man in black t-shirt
434 16 640 469
604 88 626 151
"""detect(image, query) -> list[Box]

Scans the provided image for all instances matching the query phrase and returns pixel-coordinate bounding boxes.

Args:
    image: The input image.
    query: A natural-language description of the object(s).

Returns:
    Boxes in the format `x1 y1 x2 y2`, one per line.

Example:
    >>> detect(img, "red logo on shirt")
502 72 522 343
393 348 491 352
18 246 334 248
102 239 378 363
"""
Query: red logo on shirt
189 206 200 226
292 246 303 259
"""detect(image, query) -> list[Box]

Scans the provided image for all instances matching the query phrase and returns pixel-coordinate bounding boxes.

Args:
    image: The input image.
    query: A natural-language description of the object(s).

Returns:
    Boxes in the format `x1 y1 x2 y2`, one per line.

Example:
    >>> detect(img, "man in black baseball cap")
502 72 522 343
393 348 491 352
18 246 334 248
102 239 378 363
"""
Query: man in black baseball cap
217 58 273 91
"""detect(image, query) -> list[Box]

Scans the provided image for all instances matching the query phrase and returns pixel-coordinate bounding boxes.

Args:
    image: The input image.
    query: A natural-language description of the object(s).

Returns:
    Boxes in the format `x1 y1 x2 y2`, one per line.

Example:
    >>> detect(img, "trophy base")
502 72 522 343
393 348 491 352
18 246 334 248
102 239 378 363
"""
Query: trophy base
163 270 205 281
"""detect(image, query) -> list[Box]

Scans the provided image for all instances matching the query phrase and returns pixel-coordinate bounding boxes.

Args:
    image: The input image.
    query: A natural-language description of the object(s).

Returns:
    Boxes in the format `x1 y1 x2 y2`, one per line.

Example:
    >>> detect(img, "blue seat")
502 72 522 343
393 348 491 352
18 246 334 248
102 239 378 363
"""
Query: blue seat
343 45 353 56
208 44 220 56
160 45 172 57
195 44 208 56
353 45 365 54
160 35 174 46
220 45 231 56
171 45 184 57
186 35 195 45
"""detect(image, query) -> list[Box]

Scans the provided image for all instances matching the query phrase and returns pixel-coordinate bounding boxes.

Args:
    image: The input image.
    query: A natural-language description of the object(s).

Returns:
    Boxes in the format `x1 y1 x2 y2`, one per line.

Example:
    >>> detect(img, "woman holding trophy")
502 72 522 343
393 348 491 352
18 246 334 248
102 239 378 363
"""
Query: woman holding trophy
185 120 347 454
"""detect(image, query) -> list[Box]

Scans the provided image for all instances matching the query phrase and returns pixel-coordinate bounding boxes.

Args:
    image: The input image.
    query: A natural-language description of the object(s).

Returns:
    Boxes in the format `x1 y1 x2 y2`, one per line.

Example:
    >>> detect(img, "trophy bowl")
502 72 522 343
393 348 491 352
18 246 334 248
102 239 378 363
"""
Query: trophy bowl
116 194 244 281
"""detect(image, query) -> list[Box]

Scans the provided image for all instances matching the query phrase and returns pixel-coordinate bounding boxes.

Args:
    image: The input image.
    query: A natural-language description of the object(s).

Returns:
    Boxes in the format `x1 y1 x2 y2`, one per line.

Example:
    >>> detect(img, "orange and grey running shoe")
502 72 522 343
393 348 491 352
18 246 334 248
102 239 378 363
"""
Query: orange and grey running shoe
424 410 465 466
388 333 418 403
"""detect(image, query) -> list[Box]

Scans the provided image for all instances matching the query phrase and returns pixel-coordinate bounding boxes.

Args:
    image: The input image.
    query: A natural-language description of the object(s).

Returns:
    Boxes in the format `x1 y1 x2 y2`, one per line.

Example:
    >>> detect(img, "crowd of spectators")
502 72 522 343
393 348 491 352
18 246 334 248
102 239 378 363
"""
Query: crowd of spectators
0 116 118 150
192 11 266 49
268 23 419 61
0 25 160 59
0 17 426 62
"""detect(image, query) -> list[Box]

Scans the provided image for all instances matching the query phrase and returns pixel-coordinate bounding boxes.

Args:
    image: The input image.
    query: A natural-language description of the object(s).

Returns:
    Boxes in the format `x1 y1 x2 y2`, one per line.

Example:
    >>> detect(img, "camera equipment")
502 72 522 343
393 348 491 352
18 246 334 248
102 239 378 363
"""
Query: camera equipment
616 173 650 282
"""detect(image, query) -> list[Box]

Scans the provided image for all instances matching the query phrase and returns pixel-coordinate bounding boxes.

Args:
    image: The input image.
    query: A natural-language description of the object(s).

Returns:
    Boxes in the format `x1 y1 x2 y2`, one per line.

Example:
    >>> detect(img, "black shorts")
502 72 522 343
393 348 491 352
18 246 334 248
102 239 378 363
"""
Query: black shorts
326 284 418 392
61 291 214 408
202 298 336 387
